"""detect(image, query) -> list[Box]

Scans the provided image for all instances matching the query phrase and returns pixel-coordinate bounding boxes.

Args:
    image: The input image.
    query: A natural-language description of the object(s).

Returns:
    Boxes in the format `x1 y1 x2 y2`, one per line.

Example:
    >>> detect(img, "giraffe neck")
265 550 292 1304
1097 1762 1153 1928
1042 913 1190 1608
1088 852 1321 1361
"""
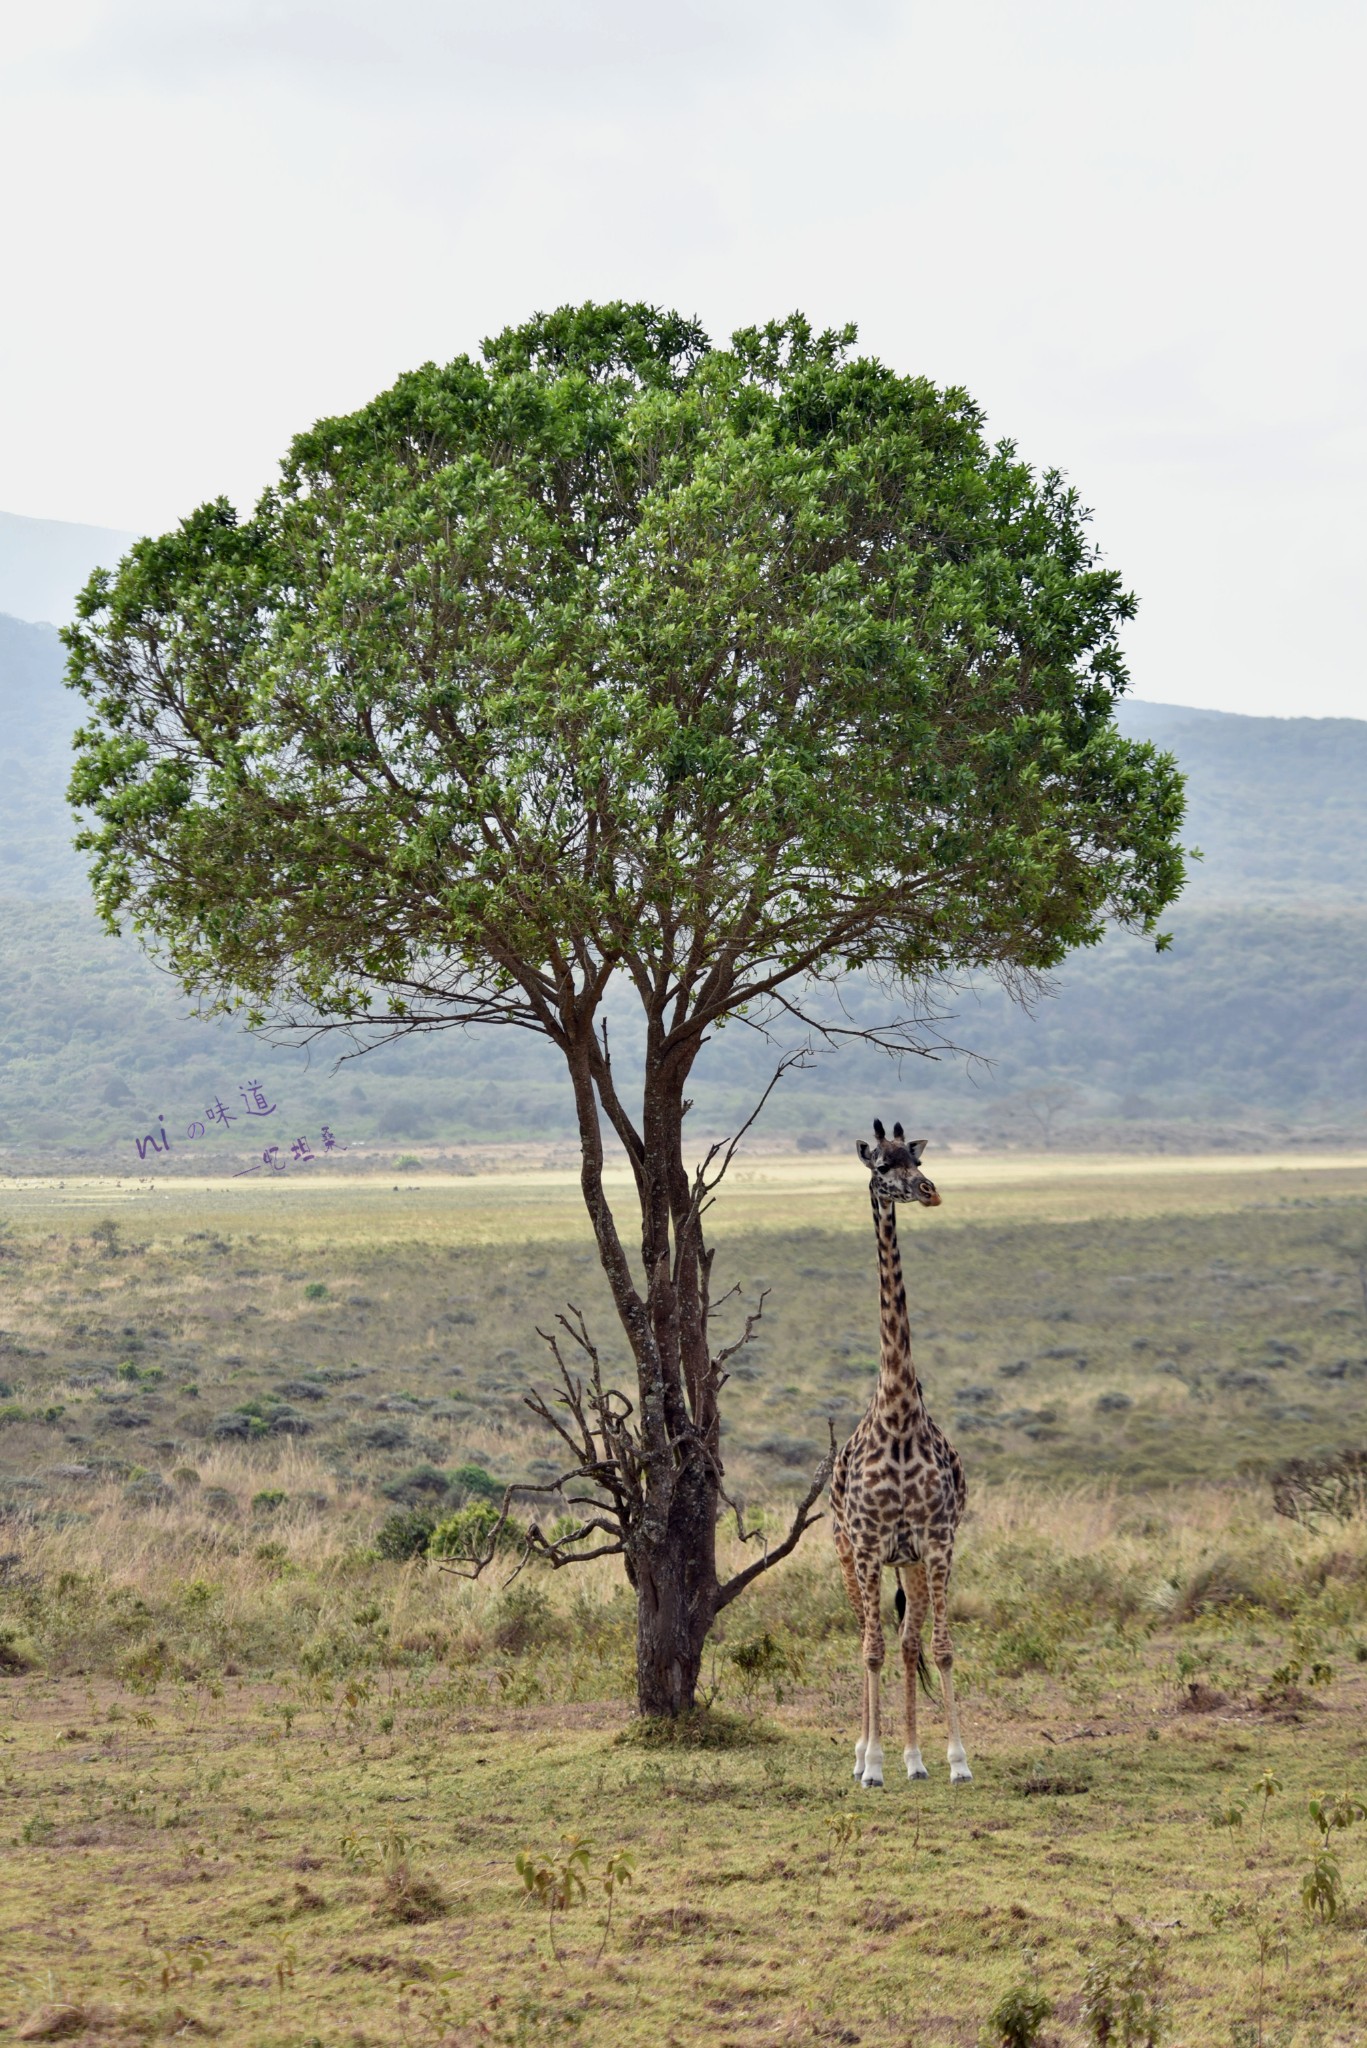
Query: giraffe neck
872 1191 923 1420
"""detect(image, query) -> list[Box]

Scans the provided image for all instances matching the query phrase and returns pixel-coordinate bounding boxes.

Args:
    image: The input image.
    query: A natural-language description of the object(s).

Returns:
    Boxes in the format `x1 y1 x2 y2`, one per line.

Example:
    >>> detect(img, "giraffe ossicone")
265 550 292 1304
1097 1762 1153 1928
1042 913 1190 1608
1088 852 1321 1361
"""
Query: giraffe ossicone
830 1118 971 1788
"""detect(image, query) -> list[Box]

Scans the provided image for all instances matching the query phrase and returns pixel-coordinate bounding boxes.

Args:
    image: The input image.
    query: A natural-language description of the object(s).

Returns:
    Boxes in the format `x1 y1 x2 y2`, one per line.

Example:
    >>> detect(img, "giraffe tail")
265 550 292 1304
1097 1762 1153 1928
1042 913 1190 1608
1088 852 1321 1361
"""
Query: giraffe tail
893 1583 935 1696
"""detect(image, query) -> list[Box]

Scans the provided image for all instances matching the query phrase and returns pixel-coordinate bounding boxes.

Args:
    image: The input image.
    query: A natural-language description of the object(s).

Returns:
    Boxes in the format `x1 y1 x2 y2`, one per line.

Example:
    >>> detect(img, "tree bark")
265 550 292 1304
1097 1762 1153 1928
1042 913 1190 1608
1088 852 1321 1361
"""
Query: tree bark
558 1005 728 1717
631 1457 720 1718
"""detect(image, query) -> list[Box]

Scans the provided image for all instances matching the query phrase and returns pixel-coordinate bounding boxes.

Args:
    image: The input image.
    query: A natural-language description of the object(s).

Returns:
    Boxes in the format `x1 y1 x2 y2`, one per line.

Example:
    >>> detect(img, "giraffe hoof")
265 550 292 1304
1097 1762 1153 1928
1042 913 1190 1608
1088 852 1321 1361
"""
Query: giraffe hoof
904 1747 928 1780
860 1770 884 1790
950 1763 974 1784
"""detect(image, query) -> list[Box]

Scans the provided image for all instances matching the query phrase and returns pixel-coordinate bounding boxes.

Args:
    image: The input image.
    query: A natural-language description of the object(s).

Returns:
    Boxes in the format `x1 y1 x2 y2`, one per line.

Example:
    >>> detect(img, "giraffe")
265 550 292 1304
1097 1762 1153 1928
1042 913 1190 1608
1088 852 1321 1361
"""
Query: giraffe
830 1119 972 1789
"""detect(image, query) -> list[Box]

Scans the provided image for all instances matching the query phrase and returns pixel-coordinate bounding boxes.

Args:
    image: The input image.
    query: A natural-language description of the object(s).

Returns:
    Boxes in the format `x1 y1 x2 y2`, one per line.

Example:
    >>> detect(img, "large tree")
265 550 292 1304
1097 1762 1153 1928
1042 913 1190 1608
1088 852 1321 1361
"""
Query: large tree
66 303 1185 1717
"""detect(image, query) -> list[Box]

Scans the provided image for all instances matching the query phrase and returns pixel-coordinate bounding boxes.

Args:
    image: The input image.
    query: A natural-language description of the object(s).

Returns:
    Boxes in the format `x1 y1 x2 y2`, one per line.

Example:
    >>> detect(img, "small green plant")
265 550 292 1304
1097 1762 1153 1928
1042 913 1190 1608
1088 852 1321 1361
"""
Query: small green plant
252 1489 287 1514
1080 1918 1167 2045
1302 1848 1343 1922
1208 1798 1246 1831
1254 1771 1281 1837
727 1630 802 1710
1308 1790 1367 1847
980 1980 1053 2048
516 1835 591 1962
304 1281 329 1300
513 1836 634 1963
822 1806 863 1891
122 1933 209 1996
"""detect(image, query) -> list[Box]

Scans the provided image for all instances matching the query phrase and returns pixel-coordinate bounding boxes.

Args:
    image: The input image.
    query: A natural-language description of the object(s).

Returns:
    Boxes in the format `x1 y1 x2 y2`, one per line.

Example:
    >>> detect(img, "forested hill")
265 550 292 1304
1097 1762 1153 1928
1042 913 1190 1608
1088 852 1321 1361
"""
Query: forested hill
2 608 1365 1163
1113 699 1367 904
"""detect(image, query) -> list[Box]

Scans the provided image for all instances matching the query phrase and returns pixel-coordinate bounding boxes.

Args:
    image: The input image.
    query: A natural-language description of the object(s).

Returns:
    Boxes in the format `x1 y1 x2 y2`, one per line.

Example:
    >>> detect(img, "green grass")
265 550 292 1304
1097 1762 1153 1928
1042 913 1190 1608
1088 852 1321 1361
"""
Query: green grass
4 1656 1367 2043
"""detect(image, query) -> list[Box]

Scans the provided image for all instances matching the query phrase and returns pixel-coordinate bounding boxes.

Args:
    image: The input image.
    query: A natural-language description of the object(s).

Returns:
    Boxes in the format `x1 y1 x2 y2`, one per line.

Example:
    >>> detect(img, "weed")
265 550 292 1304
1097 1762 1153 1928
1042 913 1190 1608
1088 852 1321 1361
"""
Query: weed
980 1979 1053 2048
1208 1799 1246 1831
1254 1771 1281 1837
515 1835 590 1962
727 1629 803 1709
1301 1850 1343 1921
1079 1919 1167 2046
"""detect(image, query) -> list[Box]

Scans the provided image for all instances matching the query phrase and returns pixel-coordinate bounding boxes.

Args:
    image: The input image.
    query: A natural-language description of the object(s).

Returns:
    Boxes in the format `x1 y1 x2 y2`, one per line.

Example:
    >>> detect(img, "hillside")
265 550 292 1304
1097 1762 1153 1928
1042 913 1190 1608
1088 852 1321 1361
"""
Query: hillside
2 608 1365 1165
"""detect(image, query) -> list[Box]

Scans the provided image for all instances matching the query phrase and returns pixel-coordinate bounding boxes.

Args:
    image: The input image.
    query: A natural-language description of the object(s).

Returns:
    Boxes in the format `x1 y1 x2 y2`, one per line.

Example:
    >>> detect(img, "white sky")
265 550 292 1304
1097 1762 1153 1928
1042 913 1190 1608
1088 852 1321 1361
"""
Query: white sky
2 0 1363 717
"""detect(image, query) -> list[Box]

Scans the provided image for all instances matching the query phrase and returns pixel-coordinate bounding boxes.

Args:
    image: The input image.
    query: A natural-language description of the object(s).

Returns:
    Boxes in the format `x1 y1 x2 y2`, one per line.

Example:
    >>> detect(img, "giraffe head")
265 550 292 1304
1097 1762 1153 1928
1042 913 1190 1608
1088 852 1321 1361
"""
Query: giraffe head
856 1119 941 1207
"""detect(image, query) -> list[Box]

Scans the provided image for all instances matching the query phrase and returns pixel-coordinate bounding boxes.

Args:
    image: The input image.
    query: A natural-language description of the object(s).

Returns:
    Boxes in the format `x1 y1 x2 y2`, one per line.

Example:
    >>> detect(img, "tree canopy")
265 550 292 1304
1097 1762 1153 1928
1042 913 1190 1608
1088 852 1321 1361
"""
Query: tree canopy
66 303 1184 1063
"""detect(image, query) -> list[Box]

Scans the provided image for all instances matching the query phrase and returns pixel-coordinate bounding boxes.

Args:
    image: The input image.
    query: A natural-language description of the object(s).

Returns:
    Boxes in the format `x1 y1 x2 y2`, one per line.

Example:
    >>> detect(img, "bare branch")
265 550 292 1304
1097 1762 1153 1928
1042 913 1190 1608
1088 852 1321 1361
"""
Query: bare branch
714 1421 837 1614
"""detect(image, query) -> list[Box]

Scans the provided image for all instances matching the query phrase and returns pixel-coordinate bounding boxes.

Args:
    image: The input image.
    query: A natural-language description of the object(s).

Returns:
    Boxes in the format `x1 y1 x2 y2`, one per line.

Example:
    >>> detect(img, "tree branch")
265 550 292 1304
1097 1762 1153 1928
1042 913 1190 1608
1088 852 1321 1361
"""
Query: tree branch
714 1421 837 1613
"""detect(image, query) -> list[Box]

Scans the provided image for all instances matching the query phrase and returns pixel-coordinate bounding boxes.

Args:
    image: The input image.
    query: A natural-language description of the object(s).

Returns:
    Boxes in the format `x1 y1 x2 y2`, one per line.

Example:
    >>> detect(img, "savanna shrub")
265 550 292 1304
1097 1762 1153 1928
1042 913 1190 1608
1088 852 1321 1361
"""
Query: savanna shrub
376 1508 439 1561
491 1582 556 1654
428 1501 523 1561
448 1462 503 1503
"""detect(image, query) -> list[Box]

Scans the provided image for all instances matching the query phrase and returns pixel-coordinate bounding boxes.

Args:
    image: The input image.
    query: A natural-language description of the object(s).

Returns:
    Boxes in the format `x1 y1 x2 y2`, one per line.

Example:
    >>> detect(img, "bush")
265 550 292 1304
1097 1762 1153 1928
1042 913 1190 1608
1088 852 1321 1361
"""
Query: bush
382 1463 452 1505
492 1582 555 1654
376 1508 439 1561
1081 1920 1168 2045
448 1462 502 1503
428 1500 522 1561
981 1982 1053 2048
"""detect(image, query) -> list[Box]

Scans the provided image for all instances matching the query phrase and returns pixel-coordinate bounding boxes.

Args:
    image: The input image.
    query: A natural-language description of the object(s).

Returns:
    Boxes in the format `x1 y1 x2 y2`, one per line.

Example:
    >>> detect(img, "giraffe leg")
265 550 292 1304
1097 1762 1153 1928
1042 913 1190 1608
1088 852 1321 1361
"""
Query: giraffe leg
898 1562 930 1780
859 1560 885 1789
835 1529 868 1782
927 1553 971 1783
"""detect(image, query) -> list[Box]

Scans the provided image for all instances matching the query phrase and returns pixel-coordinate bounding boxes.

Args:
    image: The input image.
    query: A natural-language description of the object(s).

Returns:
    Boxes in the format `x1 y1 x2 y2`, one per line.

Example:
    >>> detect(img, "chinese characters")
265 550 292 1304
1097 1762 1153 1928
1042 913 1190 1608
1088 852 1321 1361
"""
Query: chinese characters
128 1083 346 1174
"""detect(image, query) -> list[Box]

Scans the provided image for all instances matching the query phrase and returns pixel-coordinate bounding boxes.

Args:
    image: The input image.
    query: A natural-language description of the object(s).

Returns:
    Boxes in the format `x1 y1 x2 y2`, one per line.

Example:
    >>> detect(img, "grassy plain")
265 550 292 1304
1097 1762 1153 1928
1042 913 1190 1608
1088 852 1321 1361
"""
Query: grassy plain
3 1152 1367 2046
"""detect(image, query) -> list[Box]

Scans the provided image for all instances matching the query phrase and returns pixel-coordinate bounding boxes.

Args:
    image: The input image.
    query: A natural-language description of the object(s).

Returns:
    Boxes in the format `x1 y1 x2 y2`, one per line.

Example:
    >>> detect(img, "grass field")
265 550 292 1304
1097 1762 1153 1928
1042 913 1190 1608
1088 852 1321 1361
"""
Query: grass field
4 1152 1367 2045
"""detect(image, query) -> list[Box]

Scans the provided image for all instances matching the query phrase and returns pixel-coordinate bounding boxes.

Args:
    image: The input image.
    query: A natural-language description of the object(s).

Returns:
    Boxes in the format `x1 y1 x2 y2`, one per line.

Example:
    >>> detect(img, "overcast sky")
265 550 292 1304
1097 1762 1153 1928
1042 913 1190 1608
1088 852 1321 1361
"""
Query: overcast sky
2 0 1362 717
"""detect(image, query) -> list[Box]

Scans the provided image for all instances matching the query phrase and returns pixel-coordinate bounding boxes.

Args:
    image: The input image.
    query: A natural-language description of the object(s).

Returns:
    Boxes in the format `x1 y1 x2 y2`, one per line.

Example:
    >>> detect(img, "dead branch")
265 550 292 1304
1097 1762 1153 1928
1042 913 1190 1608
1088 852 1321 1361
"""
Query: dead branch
714 1420 838 1613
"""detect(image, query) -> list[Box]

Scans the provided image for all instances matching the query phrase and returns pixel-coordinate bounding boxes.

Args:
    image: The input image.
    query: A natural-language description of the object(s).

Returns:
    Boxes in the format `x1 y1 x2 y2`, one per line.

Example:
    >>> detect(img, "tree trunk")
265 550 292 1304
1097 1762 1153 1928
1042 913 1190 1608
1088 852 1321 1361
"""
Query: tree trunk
631 1455 721 1718
563 1015 726 1719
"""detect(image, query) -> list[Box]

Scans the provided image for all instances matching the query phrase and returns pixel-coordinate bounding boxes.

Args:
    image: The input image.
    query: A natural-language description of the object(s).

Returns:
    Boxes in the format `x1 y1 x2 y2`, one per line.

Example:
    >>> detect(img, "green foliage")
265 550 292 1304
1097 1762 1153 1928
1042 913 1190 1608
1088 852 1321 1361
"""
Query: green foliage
1079 1919 1167 2046
515 1835 634 1963
1308 1790 1367 1846
726 1629 804 1709
1301 1848 1343 1922
427 1500 522 1561
980 1980 1053 2048
449 1462 504 1503
1207 1799 1246 1831
375 1507 439 1561
615 1707 775 1750
65 301 1183 1045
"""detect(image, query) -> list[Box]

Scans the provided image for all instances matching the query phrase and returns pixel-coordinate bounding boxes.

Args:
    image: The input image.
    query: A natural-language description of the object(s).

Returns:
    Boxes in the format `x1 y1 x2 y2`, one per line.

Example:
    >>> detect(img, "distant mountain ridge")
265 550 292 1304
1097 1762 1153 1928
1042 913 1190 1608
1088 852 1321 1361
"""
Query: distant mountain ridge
1113 698 1367 904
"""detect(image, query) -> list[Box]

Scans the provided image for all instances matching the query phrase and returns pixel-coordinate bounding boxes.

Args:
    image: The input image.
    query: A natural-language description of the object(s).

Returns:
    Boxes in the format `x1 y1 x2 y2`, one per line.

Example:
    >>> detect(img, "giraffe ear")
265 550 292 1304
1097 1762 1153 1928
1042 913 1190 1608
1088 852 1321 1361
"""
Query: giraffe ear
856 1139 874 1165
908 1139 927 1165
872 1118 886 1142
892 1121 905 1140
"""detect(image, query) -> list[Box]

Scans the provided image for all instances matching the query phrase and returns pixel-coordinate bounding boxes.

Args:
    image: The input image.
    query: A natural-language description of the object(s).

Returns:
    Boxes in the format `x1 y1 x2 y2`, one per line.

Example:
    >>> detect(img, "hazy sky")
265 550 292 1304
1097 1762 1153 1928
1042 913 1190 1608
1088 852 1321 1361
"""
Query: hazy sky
2 0 1363 717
